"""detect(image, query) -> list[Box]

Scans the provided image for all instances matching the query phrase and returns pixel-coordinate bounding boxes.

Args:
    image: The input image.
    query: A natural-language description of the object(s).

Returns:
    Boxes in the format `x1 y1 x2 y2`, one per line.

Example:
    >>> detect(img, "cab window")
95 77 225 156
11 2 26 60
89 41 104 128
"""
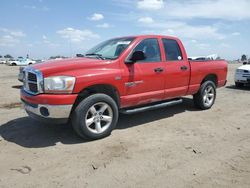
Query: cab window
132 38 161 62
162 39 183 61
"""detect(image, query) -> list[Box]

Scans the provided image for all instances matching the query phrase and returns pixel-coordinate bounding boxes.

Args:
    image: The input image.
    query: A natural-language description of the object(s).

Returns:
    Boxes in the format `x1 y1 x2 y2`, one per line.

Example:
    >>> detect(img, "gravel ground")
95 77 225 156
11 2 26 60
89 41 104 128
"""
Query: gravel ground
0 63 250 188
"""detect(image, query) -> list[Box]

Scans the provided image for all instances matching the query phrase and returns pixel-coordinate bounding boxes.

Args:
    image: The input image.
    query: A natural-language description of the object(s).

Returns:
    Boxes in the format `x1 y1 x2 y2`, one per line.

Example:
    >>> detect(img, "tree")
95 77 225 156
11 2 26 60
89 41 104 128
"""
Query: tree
241 54 247 61
49 55 66 59
4 54 13 59
0 55 2 58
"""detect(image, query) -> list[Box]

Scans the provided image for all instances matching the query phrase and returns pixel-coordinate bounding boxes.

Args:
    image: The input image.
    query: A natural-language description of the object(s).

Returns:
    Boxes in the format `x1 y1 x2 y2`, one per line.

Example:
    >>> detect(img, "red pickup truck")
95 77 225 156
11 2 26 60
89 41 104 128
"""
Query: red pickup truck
20 35 227 140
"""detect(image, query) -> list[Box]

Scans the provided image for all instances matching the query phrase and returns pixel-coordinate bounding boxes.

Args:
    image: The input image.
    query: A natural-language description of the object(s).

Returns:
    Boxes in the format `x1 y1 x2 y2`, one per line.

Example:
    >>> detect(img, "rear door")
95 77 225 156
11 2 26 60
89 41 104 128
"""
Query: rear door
122 38 165 107
161 38 190 98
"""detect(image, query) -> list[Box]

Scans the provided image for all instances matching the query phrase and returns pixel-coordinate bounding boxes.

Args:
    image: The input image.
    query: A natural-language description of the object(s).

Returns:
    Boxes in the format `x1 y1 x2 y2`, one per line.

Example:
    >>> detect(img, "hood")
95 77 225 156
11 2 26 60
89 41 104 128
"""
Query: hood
32 58 113 76
237 64 250 71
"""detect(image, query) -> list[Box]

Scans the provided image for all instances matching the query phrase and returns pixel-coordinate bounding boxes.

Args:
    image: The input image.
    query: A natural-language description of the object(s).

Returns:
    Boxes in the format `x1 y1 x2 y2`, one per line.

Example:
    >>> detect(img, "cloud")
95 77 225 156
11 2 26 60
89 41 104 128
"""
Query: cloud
96 23 111 28
89 13 104 21
140 21 225 40
220 43 231 48
232 32 241 36
0 28 26 47
57 27 99 43
138 17 154 24
162 0 250 21
23 5 49 11
41 35 58 47
10 31 26 37
137 0 164 10
0 35 20 47
24 5 36 9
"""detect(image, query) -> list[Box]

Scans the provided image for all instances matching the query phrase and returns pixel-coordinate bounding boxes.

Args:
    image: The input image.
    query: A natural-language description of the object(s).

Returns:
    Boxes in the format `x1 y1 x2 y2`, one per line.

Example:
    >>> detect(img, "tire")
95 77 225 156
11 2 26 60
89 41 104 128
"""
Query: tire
235 82 244 88
71 93 119 140
12 63 17 66
193 80 216 110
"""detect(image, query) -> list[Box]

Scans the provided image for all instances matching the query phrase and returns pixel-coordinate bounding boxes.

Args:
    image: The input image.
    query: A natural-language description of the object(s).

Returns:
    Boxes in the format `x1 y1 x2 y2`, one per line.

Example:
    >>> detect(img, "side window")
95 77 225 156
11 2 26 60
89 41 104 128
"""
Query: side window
132 38 161 62
162 39 183 61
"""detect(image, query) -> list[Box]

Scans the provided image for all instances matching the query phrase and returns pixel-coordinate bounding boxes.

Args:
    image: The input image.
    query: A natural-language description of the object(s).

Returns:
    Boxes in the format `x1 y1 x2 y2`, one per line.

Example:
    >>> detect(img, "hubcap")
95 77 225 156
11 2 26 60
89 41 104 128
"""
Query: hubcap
85 102 113 134
203 85 215 106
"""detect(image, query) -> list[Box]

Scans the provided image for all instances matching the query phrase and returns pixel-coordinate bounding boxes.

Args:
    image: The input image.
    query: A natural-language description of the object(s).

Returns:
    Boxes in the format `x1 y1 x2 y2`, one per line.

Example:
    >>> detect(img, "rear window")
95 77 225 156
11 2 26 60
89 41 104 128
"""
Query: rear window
162 39 183 61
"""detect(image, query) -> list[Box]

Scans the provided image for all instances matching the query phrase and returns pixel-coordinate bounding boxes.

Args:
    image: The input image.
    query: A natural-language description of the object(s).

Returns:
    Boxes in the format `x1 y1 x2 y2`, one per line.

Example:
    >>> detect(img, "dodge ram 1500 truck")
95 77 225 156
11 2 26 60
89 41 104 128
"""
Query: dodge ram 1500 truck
20 35 228 140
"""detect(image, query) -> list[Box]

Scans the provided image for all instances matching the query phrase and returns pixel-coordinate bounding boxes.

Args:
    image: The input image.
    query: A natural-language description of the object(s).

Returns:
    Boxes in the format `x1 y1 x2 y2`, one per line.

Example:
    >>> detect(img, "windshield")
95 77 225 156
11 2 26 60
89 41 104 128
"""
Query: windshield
85 37 135 60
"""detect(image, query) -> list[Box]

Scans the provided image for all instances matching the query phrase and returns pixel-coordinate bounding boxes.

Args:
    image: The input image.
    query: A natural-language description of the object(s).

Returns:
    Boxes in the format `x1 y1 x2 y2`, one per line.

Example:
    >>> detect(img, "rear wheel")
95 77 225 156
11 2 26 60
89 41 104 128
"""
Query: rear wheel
193 81 216 110
71 94 118 140
12 63 17 66
235 82 244 88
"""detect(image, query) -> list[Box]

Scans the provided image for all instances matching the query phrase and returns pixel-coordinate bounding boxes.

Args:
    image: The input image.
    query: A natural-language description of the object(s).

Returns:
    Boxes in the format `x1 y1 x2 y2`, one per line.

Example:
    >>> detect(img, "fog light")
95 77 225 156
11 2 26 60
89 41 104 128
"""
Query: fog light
40 107 49 117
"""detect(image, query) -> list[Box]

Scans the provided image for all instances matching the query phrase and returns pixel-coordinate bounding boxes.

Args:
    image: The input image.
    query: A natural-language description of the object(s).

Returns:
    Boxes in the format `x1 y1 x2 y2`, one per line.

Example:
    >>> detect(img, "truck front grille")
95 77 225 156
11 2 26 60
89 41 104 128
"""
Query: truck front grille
28 82 38 93
23 68 43 95
28 72 37 82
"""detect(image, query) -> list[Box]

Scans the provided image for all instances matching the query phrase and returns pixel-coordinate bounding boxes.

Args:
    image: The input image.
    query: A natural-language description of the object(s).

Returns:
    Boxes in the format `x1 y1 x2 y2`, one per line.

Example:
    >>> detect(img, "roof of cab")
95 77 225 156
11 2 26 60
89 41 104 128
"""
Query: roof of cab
114 34 180 40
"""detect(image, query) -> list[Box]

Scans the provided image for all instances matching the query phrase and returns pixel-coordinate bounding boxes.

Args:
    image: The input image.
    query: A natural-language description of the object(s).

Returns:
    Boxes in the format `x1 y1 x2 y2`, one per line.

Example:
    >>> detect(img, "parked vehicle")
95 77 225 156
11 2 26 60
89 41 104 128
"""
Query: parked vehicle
235 63 250 87
189 54 219 61
0 58 6 64
7 58 36 66
20 35 228 140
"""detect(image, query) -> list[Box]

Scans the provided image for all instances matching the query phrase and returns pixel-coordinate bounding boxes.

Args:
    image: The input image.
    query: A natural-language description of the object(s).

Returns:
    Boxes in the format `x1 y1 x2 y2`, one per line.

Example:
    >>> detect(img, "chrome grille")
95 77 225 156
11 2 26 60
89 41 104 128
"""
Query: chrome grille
28 72 37 82
23 67 43 95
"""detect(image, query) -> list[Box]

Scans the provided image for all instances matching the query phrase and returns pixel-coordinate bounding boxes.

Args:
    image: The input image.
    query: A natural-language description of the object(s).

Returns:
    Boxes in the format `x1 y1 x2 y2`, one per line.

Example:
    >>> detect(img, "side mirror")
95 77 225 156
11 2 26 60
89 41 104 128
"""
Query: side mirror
126 51 145 64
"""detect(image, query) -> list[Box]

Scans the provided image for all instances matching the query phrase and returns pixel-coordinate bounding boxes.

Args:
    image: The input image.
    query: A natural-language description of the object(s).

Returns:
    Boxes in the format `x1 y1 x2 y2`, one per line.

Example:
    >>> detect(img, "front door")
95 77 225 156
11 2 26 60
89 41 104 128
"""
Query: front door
122 38 165 107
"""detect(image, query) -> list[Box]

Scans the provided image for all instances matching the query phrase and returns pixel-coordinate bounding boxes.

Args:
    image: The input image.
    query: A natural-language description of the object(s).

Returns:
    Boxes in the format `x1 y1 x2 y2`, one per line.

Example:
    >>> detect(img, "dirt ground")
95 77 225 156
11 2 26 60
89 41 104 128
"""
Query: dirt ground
0 63 250 188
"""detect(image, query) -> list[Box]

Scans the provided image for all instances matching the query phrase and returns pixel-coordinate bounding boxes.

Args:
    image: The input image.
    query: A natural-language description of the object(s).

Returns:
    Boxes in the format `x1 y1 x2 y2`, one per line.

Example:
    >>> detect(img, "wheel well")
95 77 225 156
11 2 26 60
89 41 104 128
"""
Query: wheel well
12 63 17 66
201 74 218 86
72 84 120 112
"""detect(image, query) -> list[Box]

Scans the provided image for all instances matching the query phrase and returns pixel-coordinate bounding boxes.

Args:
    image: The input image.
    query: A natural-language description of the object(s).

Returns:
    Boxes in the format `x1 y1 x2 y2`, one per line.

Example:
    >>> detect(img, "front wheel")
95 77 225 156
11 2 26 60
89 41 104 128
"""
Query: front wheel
193 81 216 110
71 94 119 140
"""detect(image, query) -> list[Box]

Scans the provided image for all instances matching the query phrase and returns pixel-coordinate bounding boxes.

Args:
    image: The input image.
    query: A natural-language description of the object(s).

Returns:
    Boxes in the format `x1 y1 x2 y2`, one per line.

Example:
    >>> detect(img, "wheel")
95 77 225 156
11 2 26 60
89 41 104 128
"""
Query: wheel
193 81 216 110
71 93 119 140
29 63 32 65
235 82 244 87
12 63 17 66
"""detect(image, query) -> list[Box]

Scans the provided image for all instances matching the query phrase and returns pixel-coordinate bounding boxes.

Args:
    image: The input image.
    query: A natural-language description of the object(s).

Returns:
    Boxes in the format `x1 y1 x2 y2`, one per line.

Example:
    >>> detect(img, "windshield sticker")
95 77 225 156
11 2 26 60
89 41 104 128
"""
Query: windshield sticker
117 41 131 45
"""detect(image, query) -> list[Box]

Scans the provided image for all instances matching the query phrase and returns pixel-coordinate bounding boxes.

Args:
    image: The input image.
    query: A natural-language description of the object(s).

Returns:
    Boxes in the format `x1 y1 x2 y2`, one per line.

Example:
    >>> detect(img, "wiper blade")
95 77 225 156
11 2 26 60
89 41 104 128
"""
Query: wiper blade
85 53 105 60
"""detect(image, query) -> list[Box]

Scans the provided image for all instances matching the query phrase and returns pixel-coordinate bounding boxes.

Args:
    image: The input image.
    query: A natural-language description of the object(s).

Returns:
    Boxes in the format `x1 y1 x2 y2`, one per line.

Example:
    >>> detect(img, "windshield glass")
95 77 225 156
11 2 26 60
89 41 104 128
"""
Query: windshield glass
85 37 135 60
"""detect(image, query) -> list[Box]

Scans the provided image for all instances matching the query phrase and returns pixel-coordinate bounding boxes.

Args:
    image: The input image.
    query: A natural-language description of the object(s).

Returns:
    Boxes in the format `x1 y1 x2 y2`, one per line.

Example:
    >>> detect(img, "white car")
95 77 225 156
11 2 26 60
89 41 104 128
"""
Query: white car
235 63 250 87
7 58 36 66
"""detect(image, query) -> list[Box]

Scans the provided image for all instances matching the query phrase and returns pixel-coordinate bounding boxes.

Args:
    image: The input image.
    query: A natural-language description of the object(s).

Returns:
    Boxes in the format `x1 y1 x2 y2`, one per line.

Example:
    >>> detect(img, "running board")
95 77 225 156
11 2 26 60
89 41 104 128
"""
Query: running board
120 99 183 115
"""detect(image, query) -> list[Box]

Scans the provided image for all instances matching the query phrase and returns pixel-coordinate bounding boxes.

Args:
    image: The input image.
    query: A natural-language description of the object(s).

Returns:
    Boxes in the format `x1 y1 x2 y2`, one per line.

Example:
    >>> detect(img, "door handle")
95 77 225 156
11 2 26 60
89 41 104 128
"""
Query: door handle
154 67 164 73
180 66 188 71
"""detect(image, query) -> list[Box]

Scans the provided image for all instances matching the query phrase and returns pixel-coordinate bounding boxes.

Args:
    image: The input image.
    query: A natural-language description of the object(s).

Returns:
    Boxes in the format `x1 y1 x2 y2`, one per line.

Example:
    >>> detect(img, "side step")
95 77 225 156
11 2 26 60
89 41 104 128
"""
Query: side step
120 98 183 115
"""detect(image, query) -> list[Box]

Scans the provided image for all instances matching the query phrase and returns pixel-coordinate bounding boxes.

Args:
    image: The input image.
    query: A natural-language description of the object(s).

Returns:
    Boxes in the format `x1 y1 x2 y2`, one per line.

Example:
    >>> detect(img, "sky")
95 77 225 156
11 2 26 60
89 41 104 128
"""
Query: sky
0 0 250 60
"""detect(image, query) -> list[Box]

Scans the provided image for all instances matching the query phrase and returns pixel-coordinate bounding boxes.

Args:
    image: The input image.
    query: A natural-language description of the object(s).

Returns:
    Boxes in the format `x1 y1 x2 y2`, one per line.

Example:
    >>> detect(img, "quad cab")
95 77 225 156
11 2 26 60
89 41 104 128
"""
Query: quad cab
20 35 228 140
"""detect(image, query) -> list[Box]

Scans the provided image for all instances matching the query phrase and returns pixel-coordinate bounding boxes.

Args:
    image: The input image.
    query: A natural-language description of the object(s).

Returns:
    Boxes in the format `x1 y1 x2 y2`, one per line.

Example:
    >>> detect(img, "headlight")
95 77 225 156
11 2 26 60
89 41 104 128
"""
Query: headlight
44 76 76 94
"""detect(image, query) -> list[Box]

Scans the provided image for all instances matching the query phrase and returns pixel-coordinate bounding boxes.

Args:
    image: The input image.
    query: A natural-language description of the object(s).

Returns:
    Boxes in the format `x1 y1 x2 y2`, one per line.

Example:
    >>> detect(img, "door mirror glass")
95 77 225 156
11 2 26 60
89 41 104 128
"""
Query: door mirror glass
128 51 145 63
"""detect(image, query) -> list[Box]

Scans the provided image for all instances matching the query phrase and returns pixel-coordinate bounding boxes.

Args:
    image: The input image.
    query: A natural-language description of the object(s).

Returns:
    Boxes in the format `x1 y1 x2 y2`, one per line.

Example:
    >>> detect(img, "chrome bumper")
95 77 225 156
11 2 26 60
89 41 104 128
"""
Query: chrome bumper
22 100 72 120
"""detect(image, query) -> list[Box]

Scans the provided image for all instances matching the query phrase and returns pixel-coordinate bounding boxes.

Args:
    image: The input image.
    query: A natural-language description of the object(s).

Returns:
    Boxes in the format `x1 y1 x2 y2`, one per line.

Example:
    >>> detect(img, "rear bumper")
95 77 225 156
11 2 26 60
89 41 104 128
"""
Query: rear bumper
21 89 76 124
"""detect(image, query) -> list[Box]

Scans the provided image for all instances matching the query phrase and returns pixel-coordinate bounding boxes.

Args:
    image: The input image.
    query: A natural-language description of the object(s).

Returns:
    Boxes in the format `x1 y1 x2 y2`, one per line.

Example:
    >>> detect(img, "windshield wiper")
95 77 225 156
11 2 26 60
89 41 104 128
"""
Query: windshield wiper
85 53 105 60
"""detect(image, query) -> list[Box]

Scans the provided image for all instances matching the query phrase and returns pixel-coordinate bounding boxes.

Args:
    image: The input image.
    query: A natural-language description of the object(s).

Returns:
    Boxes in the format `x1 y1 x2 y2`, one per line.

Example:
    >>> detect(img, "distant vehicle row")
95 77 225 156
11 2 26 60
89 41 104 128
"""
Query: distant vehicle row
6 58 36 66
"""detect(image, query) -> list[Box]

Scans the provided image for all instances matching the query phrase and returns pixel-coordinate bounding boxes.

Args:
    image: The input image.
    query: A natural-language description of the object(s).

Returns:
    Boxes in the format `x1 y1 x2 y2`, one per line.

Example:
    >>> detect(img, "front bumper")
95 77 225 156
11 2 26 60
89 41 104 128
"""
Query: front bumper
235 74 250 83
22 99 72 124
21 89 76 124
